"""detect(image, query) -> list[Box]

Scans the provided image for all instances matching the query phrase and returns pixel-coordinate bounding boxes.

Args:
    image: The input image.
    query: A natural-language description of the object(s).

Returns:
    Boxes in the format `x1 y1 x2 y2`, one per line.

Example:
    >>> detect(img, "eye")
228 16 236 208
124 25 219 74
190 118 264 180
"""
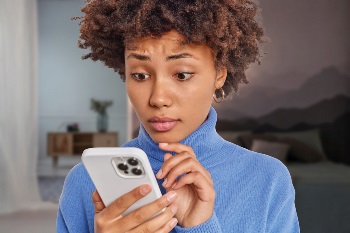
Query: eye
131 73 150 81
175 72 194 81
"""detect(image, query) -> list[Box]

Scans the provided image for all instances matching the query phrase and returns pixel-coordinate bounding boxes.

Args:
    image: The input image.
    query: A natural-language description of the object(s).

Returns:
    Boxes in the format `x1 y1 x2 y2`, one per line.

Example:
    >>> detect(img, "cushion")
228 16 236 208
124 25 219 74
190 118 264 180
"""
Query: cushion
251 139 290 164
218 130 251 146
266 129 327 160
238 134 278 149
277 137 324 163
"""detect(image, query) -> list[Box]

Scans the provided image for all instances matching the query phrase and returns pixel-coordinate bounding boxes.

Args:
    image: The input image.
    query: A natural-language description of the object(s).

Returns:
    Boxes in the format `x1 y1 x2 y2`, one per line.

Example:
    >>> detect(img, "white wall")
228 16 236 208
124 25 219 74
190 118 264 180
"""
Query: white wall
38 0 127 168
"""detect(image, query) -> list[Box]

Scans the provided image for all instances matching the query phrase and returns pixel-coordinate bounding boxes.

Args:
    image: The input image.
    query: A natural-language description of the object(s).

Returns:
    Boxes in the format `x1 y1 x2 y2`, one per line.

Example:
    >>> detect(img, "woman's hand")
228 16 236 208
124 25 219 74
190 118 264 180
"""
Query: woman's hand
156 143 216 228
92 184 178 233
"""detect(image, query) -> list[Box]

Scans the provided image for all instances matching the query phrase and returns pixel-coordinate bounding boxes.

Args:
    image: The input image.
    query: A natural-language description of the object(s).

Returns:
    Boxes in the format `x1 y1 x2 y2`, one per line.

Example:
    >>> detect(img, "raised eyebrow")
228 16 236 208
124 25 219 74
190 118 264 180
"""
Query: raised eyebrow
127 53 151 61
166 53 198 61
126 52 198 61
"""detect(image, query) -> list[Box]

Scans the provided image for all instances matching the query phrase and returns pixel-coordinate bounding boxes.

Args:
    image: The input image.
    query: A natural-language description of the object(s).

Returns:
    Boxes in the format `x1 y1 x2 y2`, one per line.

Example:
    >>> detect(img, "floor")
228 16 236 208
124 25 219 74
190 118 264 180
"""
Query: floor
0 208 58 233
0 159 76 233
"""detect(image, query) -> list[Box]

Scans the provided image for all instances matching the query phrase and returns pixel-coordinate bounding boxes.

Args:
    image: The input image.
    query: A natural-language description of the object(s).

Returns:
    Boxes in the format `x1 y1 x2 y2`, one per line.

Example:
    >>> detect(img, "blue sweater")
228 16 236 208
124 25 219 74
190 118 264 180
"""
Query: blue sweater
57 107 300 232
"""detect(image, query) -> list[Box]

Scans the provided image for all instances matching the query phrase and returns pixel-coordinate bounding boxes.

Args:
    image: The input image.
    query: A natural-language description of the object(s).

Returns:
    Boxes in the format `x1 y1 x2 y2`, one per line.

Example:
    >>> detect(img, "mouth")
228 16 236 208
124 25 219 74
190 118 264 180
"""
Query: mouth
148 117 179 132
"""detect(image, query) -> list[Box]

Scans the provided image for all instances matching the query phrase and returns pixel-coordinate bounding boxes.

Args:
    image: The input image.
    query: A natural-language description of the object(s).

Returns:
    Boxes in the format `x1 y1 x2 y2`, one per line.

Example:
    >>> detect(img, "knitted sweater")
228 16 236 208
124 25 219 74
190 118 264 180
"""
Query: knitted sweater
57 107 300 232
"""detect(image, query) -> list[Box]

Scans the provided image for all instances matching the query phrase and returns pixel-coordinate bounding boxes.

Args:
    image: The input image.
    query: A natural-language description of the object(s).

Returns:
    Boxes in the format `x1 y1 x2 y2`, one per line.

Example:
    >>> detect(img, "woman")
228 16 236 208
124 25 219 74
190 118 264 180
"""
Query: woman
57 0 300 232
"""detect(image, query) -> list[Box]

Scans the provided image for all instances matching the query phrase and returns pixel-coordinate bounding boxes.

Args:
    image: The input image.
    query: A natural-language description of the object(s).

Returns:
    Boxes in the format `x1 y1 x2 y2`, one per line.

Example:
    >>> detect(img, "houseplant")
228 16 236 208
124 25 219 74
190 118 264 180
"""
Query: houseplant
90 98 113 132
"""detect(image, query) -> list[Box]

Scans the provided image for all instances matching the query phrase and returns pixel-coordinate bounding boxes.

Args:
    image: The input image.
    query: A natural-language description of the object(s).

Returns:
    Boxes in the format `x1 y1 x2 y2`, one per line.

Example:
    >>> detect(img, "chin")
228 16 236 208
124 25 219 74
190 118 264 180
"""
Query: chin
149 131 186 143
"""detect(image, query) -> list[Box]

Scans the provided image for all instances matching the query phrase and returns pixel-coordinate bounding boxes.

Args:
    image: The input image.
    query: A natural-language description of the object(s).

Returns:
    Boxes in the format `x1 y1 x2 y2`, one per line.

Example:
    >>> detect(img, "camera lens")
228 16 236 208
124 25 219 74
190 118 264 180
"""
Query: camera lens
118 163 128 171
131 168 143 176
127 158 138 166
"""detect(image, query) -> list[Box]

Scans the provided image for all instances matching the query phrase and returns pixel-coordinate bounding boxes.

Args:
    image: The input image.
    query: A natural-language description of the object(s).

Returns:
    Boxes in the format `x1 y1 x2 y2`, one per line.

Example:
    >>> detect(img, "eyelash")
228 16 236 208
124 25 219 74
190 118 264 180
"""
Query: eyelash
131 73 150 81
130 72 194 81
174 72 194 81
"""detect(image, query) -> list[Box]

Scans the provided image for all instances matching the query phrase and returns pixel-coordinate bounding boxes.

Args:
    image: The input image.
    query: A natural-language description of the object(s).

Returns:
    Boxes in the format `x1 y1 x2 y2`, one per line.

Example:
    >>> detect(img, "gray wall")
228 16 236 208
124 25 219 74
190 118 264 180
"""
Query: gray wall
38 0 127 166
215 0 350 120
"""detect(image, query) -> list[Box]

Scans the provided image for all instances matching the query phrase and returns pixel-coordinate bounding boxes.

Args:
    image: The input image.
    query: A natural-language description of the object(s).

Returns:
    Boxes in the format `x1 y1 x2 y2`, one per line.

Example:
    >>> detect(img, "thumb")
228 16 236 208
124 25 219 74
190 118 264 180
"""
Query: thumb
92 190 106 214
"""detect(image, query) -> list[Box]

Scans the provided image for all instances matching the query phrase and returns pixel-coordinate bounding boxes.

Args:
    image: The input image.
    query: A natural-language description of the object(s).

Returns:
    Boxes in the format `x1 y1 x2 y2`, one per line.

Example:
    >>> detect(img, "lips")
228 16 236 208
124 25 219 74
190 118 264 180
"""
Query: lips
148 117 179 132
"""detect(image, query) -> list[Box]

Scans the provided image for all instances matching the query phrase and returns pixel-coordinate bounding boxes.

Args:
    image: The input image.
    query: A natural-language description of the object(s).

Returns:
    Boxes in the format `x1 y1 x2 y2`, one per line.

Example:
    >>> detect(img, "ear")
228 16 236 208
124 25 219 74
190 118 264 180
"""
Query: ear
214 67 227 89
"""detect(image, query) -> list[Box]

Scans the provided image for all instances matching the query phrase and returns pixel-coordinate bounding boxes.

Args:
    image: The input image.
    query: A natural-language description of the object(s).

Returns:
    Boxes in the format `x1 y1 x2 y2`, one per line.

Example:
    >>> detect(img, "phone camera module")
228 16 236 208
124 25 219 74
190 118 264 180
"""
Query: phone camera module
117 163 128 171
127 158 138 166
131 168 143 176
113 157 144 178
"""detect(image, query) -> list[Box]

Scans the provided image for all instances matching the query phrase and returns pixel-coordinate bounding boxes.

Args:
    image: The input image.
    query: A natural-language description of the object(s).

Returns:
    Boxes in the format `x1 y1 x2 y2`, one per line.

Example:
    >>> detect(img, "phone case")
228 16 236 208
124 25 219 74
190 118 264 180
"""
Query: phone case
82 147 162 216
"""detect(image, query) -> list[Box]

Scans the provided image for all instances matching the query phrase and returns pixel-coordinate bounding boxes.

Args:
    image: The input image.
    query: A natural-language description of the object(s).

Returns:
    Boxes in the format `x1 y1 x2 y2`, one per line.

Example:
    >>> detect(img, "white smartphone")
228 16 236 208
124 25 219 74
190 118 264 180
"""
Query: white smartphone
82 147 163 216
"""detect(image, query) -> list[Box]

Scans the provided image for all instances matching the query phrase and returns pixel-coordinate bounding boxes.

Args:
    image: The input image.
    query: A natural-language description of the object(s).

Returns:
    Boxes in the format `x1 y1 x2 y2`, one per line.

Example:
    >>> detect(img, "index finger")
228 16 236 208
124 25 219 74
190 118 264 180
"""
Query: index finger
99 184 152 219
159 143 196 158
92 190 106 214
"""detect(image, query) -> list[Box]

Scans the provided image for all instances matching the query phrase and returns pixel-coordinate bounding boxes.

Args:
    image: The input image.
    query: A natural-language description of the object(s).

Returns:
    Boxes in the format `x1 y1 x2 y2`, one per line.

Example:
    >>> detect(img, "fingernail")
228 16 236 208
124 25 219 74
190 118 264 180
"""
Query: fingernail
170 218 178 228
166 191 177 202
140 185 151 195
171 205 178 214
171 182 177 189
162 178 167 187
156 169 162 178
159 143 168 147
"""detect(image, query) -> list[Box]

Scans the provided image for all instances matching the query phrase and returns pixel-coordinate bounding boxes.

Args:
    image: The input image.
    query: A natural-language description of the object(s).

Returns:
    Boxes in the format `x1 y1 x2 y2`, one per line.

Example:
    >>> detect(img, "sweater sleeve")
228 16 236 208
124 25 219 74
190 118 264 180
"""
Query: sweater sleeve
56 163 95 233
266 163 300 233
267 194 300 233
174 211 222 233
56 206 69 233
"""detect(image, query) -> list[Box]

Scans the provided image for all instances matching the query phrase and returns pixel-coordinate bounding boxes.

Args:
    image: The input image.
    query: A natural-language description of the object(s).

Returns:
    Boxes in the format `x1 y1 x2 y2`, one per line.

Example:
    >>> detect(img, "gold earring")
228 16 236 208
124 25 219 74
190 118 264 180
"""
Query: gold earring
213 88 225 103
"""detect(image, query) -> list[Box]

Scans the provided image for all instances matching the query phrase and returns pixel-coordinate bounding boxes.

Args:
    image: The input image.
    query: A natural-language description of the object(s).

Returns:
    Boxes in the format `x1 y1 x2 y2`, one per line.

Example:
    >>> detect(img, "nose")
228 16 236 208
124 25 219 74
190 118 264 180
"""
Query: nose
149 79 173 108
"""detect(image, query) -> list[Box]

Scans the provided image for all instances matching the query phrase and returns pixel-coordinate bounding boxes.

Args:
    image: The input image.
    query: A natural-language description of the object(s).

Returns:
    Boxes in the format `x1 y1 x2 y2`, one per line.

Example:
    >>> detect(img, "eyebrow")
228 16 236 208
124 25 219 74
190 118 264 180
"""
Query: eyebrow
127 53 151 61
126 52 198 61
166 53 198 61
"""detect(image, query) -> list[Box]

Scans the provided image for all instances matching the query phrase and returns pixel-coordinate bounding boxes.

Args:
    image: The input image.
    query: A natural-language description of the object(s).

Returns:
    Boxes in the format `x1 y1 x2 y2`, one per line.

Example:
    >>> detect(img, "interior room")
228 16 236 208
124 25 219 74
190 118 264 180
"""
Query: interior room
1 0 349 232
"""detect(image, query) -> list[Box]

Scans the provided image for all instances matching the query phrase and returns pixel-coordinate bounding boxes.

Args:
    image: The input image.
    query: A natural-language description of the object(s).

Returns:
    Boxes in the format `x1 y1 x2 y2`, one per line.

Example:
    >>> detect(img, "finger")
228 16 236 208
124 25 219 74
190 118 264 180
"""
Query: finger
129 205 178 233
159 153 212 187
163 158 211 189
155 153 172 179
114 191 178 232
153 218 178 233
92 190 106 214
173 172 215 202
164 153 172 161
159 143 196 157
100 184 152 219
156 151 191 179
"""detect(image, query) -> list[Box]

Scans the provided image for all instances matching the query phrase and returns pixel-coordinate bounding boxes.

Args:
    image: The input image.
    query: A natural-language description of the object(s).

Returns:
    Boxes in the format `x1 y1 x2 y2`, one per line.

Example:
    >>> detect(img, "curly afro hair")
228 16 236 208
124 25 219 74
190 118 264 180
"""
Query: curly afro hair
77 0 264 98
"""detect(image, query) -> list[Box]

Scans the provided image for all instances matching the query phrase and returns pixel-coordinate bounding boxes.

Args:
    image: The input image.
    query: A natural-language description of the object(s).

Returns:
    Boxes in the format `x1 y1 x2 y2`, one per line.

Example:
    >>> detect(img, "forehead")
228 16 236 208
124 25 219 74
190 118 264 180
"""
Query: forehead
124 30 213 59
125 30 185 50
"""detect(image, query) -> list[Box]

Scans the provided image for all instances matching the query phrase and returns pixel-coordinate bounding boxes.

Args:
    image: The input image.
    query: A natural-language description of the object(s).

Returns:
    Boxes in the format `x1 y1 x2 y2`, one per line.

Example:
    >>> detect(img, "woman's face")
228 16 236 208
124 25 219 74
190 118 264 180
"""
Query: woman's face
125 30 226 143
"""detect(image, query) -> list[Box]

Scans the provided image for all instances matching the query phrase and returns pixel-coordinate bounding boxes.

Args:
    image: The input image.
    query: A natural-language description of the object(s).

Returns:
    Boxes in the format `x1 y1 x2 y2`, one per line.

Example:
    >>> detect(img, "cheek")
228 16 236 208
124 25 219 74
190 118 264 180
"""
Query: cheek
187 78 215 101
126 83 143 109
177 82 214 120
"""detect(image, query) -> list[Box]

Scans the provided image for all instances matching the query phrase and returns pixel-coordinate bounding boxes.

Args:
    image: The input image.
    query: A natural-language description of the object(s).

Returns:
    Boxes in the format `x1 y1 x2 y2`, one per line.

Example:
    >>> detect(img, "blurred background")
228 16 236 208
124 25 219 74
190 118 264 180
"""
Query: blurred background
0 0 349 232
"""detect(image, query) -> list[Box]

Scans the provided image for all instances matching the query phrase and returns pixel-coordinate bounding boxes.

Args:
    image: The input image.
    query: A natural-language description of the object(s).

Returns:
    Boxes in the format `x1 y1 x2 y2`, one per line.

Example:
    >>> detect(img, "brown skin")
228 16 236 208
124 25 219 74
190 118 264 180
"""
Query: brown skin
93 185 179 233
125 30 226 143
91 30 226 231
157 143 216 228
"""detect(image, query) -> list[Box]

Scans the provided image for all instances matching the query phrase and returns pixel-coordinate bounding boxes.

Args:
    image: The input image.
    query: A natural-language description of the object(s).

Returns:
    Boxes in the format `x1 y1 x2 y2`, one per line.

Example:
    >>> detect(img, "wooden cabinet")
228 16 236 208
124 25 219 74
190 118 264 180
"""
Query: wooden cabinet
47 132 118 166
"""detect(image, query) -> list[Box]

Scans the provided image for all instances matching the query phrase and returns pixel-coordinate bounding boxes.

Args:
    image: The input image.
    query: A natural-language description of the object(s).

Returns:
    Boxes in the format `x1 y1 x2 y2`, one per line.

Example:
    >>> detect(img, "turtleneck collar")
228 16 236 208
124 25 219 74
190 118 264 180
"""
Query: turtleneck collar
133 106 230 172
